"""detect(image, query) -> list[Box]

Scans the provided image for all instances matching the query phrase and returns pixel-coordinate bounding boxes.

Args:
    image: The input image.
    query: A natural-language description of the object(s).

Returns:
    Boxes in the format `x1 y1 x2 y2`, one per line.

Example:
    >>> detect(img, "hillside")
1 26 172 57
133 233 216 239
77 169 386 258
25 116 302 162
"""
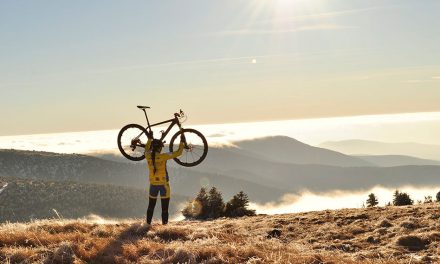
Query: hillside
1 204 438 263
0 177 187 223
3 148 440 197
0 149 284 203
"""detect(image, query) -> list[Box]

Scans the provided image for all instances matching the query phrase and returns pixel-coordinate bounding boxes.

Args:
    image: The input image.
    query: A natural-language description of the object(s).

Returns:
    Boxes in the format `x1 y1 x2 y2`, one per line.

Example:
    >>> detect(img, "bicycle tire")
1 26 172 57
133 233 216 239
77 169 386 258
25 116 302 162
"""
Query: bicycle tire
169 128 208 167
117 123 148 161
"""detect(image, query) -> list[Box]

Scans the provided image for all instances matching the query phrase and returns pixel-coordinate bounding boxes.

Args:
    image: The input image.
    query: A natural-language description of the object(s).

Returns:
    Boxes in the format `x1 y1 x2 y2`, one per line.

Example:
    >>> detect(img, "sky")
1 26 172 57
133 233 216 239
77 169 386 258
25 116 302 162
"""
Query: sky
1 0 440 136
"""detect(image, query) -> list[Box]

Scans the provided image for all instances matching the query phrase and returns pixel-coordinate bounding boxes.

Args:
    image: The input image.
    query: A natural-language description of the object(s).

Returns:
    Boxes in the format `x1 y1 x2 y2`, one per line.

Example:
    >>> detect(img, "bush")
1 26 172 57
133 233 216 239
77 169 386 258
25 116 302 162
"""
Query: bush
424 196 433 204
182 187 209 219
366 193 378 207
182 188 255 220
392 190 413 206
224 191 256 218
396 235 426 251
182 187 225 220
207 187 225 219
436 191 440 202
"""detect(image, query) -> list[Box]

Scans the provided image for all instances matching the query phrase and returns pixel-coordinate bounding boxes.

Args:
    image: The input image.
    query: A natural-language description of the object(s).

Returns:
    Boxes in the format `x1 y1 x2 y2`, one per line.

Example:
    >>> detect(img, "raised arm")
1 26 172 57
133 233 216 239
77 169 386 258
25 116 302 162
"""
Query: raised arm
144 138 152 157
165 131 185 160
166 142 185 159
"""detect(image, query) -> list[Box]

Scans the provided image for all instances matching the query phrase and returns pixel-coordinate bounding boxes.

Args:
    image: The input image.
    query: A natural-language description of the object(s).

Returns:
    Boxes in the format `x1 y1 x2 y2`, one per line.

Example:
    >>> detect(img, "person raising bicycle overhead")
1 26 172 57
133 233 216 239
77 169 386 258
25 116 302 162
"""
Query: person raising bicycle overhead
144 131 185 225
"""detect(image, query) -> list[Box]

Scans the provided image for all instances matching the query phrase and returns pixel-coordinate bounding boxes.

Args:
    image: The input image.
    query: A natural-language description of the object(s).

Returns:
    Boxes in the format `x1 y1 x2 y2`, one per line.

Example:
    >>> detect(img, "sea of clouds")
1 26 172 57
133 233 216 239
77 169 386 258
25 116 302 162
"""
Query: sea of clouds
1 111 440 154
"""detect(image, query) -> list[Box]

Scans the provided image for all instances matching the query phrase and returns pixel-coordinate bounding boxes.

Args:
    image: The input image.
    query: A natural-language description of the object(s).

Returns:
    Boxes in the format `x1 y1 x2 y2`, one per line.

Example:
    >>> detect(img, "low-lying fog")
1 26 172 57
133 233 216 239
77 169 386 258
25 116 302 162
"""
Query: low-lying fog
250 186 440 215
2 112 440 153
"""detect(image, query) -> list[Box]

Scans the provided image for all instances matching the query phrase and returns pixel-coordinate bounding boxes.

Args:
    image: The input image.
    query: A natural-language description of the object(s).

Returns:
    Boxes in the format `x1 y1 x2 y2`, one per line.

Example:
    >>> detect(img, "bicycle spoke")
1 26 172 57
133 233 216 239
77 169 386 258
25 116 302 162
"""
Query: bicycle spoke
190 151 195 162
191 151 201 158
193 145 205 150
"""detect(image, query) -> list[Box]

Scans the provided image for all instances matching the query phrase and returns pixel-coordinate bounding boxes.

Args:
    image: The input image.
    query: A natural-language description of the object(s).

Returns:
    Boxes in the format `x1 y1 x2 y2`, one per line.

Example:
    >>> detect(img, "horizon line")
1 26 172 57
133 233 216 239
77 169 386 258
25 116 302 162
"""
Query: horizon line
1 111 440 138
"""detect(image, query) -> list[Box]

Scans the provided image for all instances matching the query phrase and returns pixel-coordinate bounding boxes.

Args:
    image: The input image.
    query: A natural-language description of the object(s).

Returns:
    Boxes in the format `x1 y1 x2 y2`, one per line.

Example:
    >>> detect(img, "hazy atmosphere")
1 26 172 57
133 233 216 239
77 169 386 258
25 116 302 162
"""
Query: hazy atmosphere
1 1 440 263
1 0 440 135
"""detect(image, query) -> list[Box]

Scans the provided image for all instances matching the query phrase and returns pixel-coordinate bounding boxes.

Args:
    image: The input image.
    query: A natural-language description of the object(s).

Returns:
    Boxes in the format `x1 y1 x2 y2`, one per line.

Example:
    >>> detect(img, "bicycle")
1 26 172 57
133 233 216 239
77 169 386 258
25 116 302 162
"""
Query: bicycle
117 106 208 167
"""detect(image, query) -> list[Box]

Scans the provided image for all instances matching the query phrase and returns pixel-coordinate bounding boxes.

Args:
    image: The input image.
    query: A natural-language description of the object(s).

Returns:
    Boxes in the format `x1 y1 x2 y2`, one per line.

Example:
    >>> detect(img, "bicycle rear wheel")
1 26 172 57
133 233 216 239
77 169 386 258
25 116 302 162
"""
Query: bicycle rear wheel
169 128 208 167
117 124 148 161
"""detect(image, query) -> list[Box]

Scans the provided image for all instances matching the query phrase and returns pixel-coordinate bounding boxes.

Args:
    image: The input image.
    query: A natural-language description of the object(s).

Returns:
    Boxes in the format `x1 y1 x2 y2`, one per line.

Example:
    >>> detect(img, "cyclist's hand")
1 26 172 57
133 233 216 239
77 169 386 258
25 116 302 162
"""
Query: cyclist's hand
147 130 153 139
180 133 185 141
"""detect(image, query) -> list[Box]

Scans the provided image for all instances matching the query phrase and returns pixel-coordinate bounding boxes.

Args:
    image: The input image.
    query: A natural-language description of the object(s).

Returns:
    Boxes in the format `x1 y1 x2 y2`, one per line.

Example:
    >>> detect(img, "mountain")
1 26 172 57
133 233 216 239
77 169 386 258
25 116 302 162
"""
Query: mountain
356 155 440 167
190 145 440 193
0 149 285 203
233 136 373 167
2 204 439 263
320 140 440 160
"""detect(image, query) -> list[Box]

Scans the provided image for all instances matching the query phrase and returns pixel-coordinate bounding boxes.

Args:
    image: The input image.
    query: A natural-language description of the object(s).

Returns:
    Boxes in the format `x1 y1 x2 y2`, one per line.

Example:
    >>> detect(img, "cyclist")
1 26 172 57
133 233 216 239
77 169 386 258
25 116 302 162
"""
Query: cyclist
144 132 184 225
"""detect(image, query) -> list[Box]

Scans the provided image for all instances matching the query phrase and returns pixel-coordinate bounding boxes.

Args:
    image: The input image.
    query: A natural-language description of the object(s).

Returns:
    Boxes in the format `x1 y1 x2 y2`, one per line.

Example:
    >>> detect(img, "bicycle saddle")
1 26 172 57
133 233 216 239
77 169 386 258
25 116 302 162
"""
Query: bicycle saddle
137 106 151 109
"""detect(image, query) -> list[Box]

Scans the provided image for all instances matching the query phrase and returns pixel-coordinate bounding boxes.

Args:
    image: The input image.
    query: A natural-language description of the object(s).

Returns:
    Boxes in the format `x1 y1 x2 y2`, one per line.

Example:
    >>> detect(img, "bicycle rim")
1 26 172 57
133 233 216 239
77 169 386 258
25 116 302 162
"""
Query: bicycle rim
117 124 148 161
169 128 208 167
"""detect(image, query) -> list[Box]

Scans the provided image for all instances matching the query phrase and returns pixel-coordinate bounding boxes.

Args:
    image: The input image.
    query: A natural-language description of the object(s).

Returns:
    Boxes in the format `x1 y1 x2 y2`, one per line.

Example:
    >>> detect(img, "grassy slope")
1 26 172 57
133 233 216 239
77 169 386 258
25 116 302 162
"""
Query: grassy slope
1 204 439 264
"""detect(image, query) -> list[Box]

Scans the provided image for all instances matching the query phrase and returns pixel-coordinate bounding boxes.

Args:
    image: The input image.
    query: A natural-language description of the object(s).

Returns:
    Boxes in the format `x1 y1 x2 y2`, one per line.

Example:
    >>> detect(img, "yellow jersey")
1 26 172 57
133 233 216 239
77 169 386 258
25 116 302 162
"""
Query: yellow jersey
145 139 184 185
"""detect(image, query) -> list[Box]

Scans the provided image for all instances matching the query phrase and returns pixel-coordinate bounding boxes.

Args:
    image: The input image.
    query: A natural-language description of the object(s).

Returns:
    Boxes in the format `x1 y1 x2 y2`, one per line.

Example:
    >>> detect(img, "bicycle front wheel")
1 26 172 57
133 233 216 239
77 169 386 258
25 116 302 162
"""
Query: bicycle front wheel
169 128 208 167
117 124 148 161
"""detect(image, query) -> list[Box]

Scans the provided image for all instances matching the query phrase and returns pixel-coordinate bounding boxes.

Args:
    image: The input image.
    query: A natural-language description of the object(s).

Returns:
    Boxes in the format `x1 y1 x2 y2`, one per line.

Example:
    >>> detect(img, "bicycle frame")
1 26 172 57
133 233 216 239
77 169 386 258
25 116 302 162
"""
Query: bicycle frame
146 117 182 142
139 109 182 142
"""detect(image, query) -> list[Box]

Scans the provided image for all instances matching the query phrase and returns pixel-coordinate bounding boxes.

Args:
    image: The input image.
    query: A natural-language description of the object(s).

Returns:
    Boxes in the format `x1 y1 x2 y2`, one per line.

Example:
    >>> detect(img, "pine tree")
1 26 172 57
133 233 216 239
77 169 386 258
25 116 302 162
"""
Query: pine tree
436 191 440 202
182 187 209 219
392 190 413 206
366 193 379 207
207 187 225 219
224 191 256 217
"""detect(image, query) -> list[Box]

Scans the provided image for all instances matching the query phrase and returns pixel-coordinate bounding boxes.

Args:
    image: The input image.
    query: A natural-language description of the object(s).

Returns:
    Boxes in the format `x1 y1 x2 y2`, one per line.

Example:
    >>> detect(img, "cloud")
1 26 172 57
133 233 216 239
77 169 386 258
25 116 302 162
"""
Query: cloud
403 77 440 83
213 24 356 36
256 7 380 25
403 80 432 83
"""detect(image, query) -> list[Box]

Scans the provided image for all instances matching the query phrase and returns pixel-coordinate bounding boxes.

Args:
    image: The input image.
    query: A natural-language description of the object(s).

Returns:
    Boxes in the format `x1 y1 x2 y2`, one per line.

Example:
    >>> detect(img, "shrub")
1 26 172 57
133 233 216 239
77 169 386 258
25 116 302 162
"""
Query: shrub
396 235 426 251
182 187 208 219
207 187 225 219
182 187 225 220
182 188 255 220
436 191 440 202
224 191 256 218
424 196 433 204
366 193 378 207
392 190 413 206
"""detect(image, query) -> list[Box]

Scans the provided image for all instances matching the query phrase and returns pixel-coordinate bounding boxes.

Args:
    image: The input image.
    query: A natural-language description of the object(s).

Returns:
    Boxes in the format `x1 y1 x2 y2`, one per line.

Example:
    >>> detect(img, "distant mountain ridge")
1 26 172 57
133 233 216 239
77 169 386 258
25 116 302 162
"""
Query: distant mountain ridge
320 139 440 161
355 155 440 167
234 136 373 167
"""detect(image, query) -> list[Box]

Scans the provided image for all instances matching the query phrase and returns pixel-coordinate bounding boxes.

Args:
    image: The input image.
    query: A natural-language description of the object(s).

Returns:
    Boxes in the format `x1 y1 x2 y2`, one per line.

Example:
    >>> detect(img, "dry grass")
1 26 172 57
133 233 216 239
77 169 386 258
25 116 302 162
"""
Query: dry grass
1 204 439 263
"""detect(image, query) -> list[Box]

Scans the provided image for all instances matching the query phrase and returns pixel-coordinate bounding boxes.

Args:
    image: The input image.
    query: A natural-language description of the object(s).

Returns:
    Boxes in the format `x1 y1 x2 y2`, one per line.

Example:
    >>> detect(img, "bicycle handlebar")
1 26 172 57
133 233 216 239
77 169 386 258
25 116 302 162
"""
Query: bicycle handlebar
174 109 185 118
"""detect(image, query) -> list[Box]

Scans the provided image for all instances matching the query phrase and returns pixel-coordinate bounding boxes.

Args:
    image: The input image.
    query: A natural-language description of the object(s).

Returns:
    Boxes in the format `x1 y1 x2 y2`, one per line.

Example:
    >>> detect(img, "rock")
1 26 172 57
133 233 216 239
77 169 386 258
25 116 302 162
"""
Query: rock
267 229 282 238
